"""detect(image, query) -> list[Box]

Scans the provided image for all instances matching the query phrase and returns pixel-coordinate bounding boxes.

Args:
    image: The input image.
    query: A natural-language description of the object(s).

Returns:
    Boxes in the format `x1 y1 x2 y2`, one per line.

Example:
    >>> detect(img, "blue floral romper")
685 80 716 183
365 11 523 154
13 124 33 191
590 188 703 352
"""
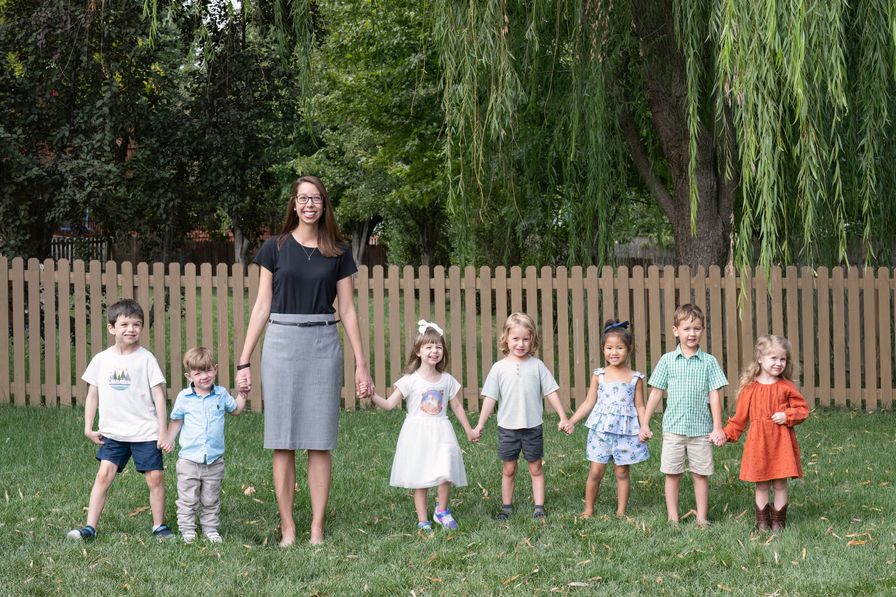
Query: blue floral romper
584 369 650 465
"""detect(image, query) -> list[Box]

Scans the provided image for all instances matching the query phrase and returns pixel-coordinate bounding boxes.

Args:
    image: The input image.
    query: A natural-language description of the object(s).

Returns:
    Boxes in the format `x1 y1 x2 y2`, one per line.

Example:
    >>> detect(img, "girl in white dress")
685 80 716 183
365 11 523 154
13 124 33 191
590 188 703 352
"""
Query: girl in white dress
370 321 478 531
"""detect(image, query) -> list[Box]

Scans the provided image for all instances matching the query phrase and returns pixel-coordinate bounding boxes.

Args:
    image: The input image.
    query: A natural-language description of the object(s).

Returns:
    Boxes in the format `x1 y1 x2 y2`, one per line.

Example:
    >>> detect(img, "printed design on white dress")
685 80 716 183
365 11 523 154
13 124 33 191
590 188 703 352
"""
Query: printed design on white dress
108 369 131 391
419 389 443 415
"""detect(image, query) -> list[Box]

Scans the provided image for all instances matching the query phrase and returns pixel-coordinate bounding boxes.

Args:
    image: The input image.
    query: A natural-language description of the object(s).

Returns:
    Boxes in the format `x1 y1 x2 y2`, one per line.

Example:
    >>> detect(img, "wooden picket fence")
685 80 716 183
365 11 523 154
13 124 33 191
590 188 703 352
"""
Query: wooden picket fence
2 256 894 412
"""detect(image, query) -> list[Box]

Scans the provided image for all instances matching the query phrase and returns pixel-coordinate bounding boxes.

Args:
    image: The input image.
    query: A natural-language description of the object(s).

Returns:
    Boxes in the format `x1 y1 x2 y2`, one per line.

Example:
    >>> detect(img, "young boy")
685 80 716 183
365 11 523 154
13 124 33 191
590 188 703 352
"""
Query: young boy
67 299 173 540
473 313 572 520
640 304 728 526
164 347 246 543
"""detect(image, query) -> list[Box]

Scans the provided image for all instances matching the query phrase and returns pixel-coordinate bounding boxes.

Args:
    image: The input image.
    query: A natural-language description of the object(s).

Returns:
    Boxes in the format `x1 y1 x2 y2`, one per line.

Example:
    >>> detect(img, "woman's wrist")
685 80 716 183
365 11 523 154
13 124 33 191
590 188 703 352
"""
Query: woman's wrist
236 362 251 371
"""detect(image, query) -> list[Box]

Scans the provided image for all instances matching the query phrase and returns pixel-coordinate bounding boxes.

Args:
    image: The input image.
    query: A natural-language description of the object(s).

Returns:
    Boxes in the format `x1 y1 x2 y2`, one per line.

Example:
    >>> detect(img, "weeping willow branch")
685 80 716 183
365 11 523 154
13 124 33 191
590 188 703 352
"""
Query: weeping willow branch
707 0 892 275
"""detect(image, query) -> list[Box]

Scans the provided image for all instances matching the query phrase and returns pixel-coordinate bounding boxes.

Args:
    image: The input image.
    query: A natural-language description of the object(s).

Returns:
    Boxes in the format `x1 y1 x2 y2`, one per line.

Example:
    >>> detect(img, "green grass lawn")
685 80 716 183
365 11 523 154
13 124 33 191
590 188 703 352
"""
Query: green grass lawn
0 407 893 595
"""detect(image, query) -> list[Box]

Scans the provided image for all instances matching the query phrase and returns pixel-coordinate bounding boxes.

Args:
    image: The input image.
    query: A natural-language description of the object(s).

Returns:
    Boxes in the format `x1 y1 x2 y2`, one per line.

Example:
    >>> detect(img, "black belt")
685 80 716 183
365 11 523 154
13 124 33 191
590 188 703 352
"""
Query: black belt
269 319 340 327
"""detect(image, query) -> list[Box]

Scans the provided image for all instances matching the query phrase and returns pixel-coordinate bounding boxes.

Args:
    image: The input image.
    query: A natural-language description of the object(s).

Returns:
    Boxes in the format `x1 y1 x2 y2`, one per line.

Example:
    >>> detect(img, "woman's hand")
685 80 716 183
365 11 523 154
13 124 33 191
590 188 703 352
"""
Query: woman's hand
236 367 252 394
355 365 373 398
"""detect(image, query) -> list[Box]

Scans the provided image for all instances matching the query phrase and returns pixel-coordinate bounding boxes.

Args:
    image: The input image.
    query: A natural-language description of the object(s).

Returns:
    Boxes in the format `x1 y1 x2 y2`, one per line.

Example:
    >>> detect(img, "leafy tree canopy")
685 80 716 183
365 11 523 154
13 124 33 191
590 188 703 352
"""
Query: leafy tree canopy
431 0 896 269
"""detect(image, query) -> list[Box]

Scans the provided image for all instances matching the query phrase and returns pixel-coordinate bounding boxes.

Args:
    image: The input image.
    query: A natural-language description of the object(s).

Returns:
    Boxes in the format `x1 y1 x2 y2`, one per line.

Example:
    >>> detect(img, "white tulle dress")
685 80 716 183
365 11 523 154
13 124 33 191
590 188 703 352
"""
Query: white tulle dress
389 371 468 489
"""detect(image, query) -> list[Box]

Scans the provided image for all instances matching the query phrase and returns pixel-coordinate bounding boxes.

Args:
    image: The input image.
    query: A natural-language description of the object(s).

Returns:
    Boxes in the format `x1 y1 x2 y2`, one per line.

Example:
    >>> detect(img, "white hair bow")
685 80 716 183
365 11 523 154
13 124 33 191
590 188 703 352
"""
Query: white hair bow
417 319 444 336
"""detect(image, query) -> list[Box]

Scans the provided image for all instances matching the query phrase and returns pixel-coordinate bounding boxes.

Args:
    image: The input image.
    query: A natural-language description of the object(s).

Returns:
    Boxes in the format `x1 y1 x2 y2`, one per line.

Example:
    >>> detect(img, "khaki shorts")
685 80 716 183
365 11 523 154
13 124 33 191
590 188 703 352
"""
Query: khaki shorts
660 432 714 476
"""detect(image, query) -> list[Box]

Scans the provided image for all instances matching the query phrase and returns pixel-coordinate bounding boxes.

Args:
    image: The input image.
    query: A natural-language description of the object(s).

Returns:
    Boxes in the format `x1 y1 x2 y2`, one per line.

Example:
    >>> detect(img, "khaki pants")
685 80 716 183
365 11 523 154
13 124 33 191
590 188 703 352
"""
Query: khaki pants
176 457 225 535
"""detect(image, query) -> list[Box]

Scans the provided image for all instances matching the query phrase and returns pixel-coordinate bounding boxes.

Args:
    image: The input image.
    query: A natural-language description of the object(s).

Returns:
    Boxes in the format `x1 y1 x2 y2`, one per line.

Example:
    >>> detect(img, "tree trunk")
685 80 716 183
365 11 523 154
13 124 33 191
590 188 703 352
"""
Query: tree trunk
348 219 372 268
27 204 54 260
417 214 433 268
233 226 250 266
627 0 735 268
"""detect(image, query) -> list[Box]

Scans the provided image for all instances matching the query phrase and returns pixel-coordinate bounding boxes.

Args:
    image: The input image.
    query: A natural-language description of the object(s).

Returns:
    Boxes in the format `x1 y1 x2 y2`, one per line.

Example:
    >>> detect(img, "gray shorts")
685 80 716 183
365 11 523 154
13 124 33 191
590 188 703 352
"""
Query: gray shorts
498 425 544 462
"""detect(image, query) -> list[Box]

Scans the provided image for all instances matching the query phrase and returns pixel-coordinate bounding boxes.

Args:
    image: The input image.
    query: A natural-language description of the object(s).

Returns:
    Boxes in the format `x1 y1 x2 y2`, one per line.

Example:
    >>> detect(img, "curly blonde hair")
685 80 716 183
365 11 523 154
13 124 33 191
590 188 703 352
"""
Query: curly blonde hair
738 335 796 392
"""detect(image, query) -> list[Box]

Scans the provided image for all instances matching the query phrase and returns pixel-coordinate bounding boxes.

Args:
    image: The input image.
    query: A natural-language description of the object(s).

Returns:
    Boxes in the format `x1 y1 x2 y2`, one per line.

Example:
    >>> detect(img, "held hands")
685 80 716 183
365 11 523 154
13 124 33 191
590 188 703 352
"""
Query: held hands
638 426 653 442
708 428 727 447
558 420 575 435
236 368 252 394
85 430 104 446
158 436 173 453
355 367 374 399
355 381 376 409
770 411 786 425
472 425 484 442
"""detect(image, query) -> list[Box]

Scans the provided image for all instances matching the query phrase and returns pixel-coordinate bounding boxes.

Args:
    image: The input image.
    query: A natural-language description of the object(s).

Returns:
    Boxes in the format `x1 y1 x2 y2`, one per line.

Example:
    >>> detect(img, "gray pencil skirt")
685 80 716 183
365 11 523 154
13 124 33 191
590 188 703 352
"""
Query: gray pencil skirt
261 313 344 451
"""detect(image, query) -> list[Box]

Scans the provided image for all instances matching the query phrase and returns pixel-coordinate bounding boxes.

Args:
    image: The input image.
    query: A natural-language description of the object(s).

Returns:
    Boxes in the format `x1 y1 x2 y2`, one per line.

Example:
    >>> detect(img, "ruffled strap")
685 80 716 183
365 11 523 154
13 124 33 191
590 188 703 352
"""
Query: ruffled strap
595 368 643 383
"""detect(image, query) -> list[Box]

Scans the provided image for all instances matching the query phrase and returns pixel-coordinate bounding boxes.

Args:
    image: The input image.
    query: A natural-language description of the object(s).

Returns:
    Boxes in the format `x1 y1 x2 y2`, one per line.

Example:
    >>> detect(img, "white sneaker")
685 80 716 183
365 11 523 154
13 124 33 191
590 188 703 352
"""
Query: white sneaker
181 531 196 544
205 531 222 543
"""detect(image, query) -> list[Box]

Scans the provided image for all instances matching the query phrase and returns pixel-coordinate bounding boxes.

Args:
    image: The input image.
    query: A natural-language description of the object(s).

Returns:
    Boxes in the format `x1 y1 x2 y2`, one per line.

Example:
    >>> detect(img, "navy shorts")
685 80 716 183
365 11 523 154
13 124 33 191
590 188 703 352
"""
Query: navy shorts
96 438 163 473
498 425 544 462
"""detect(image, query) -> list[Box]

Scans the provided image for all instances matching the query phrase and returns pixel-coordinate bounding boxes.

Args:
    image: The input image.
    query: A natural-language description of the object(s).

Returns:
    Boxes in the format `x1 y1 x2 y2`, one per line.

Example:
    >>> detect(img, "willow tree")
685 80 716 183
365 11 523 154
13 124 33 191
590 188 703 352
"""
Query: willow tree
433 0 896 269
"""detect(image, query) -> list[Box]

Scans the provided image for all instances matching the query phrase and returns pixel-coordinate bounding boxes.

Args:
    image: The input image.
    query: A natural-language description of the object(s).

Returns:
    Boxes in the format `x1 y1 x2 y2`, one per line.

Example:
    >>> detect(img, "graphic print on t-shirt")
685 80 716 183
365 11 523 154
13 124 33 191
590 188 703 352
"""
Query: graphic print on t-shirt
108 369 132 391
420 389 443 415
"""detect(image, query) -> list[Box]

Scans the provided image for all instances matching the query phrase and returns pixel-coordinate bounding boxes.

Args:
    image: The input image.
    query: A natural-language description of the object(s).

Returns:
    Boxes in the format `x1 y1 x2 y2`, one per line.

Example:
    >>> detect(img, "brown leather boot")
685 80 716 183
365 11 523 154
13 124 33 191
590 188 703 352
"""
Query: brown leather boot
770 504 788 533
755 503 771 532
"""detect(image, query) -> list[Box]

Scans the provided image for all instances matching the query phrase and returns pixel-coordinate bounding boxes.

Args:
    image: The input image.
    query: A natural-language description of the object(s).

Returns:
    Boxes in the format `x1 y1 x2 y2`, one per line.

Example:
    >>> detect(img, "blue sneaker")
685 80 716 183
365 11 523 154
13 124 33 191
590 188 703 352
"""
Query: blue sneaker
66 525 96 541
417 521 433 532
153 524 175 540
434 508 458 530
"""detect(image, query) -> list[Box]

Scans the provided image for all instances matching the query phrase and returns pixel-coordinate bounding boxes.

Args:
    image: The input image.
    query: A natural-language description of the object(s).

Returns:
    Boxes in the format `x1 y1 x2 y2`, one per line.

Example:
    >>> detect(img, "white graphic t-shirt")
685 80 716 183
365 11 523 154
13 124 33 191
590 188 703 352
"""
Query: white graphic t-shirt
82 346 166 442
394 372 461 418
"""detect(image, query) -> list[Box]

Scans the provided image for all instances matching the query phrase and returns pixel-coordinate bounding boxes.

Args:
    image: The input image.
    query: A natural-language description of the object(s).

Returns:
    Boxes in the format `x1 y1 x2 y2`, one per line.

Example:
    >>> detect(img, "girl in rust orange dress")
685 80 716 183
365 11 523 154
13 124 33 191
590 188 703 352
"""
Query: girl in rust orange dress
722 335 809 532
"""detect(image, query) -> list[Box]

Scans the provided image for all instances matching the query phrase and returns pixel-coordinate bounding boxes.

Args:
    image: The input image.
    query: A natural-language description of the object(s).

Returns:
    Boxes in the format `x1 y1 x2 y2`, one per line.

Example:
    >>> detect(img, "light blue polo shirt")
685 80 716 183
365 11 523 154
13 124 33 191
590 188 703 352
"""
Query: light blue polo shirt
170 384 238 464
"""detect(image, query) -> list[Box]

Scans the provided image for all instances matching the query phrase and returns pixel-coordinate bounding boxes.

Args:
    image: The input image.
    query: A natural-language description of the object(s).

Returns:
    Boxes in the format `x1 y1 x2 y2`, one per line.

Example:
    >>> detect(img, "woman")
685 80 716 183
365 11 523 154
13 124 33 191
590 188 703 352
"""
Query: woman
236 175 373 546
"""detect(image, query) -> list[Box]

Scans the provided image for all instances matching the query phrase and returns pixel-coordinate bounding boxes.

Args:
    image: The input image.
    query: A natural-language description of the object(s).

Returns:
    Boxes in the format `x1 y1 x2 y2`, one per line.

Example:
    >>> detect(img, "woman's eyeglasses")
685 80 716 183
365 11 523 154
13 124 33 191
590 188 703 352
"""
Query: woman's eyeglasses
295 195 323 205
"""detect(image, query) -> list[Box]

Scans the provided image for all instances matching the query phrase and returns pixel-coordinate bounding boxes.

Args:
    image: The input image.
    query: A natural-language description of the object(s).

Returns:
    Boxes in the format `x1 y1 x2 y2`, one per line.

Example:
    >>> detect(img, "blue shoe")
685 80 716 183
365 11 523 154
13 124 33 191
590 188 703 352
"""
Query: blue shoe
153 524 175 540
434 508 458 530
66 525 96 541
417 521 433 532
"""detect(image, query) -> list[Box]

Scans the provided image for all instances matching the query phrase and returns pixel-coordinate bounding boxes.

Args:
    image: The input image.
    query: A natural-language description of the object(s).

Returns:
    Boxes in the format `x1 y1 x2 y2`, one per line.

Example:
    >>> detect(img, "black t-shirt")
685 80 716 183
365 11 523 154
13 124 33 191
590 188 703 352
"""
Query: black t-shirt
253 236 357 314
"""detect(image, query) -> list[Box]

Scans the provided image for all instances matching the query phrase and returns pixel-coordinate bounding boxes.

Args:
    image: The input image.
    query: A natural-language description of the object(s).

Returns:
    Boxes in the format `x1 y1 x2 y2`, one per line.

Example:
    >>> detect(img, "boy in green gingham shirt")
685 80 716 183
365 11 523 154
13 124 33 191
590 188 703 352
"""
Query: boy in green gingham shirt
640 304 727 526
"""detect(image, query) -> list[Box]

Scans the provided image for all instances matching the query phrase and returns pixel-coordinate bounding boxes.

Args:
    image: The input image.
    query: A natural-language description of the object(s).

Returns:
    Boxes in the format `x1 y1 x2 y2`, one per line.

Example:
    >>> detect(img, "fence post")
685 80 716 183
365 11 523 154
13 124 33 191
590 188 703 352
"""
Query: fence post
879 268 893 410
41 258 58 407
